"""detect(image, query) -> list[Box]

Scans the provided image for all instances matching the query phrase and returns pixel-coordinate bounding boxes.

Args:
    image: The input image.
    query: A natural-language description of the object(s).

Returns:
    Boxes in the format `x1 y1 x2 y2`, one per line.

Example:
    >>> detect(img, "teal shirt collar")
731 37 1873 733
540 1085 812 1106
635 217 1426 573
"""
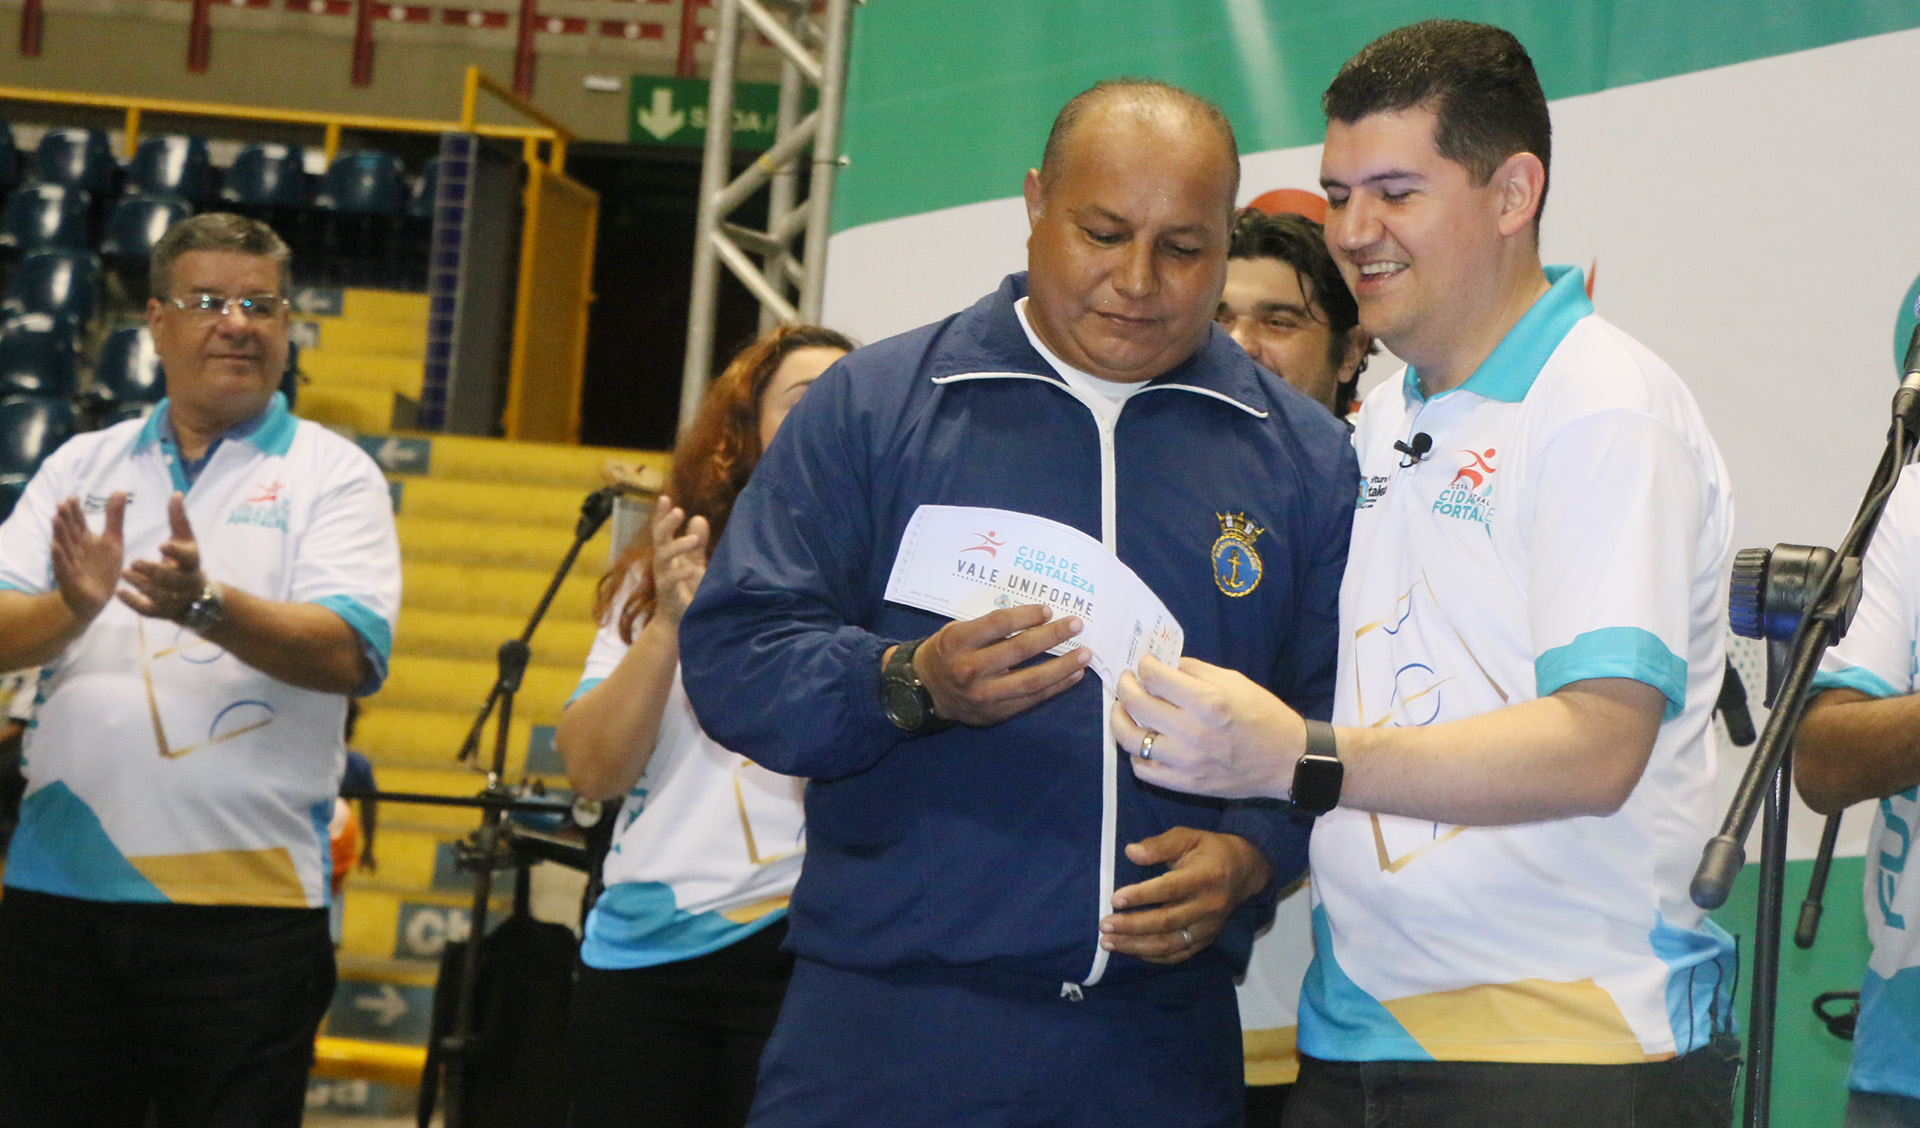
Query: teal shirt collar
1402 265 1592 407
136 392 297 458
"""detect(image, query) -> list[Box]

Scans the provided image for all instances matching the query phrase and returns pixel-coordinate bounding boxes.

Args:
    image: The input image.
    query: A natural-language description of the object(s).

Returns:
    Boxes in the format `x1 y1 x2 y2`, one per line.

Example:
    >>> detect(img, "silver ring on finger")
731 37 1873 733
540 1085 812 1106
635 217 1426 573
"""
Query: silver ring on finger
1180 928 1194 947
1139 730 1158 761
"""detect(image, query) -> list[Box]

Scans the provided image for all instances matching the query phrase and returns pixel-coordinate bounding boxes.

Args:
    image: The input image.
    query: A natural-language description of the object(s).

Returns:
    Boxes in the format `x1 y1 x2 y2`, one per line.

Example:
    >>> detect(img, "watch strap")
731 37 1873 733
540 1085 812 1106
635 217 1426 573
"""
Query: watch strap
882 636 952 735
1291 719 1343 816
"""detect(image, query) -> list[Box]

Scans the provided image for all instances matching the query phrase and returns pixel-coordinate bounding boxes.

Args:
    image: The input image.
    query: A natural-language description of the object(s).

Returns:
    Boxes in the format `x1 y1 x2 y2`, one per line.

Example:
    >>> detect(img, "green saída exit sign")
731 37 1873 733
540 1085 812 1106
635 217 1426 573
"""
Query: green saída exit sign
629 76 814 150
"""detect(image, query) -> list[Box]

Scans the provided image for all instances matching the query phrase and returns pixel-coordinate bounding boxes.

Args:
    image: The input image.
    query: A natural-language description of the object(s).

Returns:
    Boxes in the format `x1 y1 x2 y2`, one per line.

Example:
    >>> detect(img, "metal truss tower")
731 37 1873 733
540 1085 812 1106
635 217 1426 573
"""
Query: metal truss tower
678 0 854 432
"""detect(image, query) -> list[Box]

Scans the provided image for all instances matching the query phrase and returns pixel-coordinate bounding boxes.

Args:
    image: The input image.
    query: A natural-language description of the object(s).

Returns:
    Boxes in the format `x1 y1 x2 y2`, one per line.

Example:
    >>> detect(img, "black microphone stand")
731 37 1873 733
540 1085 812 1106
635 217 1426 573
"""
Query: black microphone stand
1691 398 1920 1128
426 487 615 1128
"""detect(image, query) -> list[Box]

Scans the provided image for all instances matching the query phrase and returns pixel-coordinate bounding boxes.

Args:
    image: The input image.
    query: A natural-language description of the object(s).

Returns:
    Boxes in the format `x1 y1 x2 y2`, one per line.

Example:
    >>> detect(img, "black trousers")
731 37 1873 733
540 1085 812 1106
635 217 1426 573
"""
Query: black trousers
0 887 335 1128
565 919 794 1128
1286 1042 1740 1128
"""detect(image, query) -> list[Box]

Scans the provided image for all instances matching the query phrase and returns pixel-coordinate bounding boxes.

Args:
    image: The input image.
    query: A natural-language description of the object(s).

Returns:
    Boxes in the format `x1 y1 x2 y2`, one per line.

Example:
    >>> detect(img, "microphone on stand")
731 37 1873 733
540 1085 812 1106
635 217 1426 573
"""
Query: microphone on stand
1394 432 1433 468
1894 300 1920 430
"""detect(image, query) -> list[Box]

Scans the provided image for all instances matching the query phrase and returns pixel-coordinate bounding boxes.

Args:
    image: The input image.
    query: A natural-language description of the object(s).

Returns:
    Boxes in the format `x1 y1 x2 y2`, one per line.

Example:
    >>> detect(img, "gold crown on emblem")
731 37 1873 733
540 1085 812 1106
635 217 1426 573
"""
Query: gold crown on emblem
1215 511 1265 543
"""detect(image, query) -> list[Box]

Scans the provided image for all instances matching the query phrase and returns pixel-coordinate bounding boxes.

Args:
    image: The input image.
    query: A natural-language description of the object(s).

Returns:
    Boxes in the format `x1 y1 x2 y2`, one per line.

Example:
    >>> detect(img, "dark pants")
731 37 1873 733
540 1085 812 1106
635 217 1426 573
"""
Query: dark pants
565 919 794 1128
750 957 1246 1128
0 887 335 1128
1845 1090 1920 1128
1286 1043 1740 1128
1246 1083 1294 1128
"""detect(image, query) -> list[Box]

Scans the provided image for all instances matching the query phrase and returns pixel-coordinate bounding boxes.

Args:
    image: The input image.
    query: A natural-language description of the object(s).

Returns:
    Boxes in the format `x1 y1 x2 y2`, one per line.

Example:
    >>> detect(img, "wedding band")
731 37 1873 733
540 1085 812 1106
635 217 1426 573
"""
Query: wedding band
1180 928 1194 947
1139 731 1158 761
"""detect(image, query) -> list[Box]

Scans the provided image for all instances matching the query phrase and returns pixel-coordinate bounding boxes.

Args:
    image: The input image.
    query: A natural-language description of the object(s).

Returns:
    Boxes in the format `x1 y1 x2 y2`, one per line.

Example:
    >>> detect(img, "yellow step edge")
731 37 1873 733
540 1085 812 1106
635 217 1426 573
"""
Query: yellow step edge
296 387 395 434
299 318 427 359
303 352 422 397
395 516 595 571
341 289 431 324
394 607 597 667
380 655 581 722
393 478 613 527
398 560 600 620
312 1038 427 1088
392 431 667 488
354 708 548 774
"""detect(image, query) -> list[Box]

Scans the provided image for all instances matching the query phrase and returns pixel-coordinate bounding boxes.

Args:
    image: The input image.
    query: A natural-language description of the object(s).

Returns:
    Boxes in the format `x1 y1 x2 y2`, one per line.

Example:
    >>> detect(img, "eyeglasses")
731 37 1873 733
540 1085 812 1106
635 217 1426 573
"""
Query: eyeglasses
167 294 290 321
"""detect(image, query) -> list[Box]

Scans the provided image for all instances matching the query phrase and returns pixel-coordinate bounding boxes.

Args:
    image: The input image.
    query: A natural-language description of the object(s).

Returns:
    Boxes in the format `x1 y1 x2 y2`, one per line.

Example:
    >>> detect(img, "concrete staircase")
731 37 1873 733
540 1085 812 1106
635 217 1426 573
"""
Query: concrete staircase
293 287 665 1119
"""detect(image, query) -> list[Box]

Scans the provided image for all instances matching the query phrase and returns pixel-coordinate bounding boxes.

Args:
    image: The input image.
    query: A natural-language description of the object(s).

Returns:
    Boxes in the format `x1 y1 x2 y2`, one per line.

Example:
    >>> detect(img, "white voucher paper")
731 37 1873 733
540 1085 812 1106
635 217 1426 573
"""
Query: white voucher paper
883 505 1183 685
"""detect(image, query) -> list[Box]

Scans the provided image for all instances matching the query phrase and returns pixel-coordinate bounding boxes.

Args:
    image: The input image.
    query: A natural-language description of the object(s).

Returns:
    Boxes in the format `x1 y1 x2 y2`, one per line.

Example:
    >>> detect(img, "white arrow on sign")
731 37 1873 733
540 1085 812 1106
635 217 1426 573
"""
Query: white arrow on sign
636 87 686 141
375 438 422 472
352 983 408 1026
293 290 332 315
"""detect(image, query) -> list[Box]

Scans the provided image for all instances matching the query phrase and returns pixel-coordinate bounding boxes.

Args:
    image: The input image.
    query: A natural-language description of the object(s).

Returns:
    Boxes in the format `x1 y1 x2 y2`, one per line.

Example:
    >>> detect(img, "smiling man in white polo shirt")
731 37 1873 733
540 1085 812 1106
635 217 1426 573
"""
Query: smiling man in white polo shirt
0 213 401 1128
1114 21 1742 1128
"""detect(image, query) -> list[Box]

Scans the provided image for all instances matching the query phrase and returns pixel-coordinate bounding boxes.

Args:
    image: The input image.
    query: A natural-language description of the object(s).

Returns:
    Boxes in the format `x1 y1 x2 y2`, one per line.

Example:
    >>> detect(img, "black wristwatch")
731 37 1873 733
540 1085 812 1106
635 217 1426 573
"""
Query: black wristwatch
182 580 226 634
880 636 953 735
1290 719 1344 816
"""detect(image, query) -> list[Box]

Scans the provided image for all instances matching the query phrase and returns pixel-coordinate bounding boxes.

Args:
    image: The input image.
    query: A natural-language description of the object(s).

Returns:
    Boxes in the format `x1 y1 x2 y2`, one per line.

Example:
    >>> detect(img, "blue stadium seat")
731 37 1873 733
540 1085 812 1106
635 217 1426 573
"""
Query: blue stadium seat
220 143 310 210
32 128 118 198
88 325 166 408
0 124 20 195
0 183 90 256
100 194 191 305
126 135 216 206
3 249 97 335
0 318 79 399
314 151 406 287
315 151 406 216
102 194 191 259
0 394 78 520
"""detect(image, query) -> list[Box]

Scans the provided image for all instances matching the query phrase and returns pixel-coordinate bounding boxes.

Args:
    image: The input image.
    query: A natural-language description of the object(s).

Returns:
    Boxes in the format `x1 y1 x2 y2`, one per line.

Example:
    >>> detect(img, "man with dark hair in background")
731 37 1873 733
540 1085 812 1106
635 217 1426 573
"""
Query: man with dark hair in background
1218 208 1373 420
681 79 1357 1127
1111 21 1741 1127
0 213 401 1127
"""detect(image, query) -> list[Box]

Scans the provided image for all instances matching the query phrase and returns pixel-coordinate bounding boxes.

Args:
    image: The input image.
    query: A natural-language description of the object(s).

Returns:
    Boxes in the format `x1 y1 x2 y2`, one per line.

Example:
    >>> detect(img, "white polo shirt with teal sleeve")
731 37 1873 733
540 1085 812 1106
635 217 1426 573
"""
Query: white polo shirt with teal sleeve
569 605 806 970
1809 464 1920 1100
1301 267 1739 1064
0 394 401 908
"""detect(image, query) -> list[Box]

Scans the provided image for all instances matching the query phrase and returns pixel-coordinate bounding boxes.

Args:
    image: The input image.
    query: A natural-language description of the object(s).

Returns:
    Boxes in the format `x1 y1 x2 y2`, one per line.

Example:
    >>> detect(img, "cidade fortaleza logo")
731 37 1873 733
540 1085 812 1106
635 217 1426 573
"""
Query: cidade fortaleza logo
227 479 291 531
950 528 1096 618
1433 448 1497 527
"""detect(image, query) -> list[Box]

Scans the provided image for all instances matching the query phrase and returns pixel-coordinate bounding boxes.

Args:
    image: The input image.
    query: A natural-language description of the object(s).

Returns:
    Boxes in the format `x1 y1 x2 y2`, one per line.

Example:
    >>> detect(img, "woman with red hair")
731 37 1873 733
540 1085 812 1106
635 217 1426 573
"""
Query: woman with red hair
557 325 853 1128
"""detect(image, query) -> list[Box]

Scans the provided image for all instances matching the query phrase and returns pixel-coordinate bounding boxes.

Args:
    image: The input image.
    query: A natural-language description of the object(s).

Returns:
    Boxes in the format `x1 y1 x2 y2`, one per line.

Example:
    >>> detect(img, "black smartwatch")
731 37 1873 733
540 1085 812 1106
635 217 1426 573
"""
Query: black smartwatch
880 636 953 735
1290 719 1344 816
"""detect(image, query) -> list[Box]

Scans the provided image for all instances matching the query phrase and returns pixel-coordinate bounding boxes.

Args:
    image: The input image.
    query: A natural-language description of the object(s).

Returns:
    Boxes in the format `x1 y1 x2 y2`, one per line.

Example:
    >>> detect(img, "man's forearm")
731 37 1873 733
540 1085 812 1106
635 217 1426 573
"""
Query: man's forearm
197 586 371 694
1338 678 1665 825
0 589 91 672
1796 688 1920 814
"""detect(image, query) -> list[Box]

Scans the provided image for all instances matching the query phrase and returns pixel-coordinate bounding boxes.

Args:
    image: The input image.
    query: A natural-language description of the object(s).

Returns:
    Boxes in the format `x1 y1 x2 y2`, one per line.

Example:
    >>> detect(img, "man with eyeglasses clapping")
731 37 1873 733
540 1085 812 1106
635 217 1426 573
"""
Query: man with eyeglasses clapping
0 213 401 1128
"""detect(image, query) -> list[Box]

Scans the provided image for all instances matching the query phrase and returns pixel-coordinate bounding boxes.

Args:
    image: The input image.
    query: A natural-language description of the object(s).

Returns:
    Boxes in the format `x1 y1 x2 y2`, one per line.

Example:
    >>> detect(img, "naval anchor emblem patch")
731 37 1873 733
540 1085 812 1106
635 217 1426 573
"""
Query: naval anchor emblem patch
1211 512 1265 597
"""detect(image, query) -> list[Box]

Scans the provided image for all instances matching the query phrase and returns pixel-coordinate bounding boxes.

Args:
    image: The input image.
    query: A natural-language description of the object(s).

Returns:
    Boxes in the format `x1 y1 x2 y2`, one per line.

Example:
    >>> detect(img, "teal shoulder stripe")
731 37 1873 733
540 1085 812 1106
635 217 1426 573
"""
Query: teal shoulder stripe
1810 664 1903 700
835 1 1920 232
3 782 169 902
568 676 605 707
1536 626 1687 722
312 594 393 696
